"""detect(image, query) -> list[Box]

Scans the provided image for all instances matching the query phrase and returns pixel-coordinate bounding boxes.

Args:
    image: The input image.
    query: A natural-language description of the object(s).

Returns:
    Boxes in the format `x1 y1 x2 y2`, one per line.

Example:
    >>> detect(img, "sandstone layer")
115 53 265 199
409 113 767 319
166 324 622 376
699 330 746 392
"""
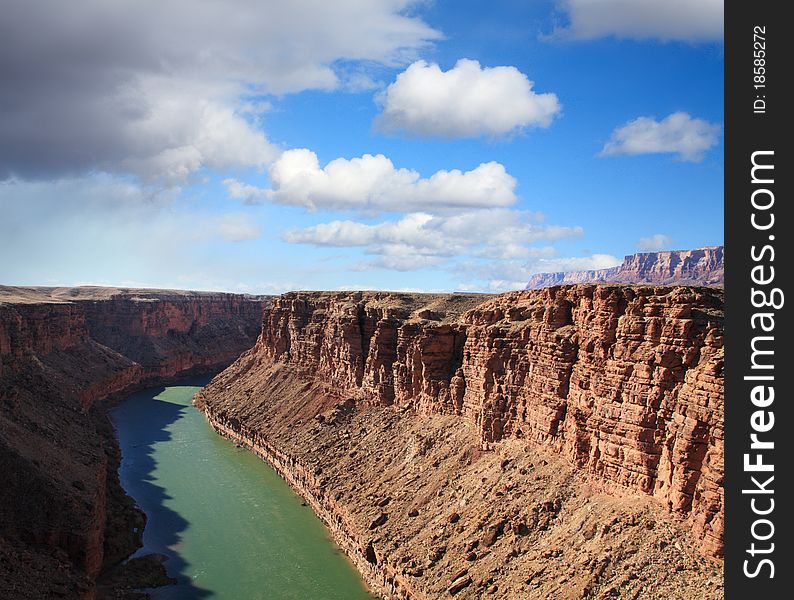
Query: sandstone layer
0 286 265 600
196 286 724 599
525 247 724 289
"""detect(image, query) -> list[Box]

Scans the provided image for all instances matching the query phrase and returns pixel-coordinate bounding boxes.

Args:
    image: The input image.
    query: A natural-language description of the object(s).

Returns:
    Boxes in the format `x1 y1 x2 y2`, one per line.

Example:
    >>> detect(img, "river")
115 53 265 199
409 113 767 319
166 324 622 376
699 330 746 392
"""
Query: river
111 376 375 600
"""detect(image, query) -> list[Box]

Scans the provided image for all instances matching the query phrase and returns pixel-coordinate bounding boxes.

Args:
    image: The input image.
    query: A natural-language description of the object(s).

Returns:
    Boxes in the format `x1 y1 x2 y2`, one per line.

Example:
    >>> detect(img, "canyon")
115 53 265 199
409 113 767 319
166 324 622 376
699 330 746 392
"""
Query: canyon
196 285 724 599
525 247 724 289
0 283 725 599
0 286 265 599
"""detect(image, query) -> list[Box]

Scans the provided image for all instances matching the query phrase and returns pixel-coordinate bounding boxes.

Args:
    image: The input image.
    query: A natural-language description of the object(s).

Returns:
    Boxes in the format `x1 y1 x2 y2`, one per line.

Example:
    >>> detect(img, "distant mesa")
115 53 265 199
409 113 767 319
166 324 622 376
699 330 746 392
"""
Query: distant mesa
525 246 724 290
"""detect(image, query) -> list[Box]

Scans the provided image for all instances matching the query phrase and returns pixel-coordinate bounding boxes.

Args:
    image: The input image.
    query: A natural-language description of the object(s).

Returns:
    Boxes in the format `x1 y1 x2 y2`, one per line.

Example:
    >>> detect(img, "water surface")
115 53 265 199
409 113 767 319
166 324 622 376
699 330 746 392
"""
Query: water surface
112 377 374 600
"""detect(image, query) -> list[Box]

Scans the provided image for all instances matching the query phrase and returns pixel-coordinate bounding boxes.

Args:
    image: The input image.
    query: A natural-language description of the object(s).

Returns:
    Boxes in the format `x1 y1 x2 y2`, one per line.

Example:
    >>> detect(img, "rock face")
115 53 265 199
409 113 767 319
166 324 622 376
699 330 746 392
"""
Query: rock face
525 246 724 289
197 286 724 599
0 286 265 600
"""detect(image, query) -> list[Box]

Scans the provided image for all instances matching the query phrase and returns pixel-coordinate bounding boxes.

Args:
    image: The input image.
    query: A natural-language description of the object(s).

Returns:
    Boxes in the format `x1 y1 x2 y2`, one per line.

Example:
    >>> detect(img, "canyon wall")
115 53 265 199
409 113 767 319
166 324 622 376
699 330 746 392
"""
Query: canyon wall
197 286 724 599
525 246 724 289
0 286 265 600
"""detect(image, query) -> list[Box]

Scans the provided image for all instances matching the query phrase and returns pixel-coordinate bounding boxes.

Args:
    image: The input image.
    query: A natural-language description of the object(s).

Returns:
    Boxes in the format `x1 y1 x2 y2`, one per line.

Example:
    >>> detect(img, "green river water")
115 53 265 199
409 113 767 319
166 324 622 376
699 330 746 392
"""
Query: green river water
111 377 375 600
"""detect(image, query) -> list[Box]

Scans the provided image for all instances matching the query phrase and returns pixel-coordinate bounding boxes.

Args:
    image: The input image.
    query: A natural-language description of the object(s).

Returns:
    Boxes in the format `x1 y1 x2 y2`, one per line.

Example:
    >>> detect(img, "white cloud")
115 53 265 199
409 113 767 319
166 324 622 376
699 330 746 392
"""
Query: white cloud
116 85 280 184
227 149 518 213
217 214 261 242
601 112 721 161
554 0 723 42
0 174 603 295
358 254 447 272
224 178 271 205
636 233 672 252
341 71 384 93
375 59 561 138
1 0 440 182
283 209 582 271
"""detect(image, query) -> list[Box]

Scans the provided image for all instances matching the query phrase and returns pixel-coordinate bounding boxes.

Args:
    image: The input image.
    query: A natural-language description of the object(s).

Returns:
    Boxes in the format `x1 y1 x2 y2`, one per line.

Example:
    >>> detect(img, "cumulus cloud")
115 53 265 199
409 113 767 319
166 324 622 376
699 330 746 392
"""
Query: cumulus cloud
375 59 560 138
636 233 672 252
600 112 721 161
224 179 271 205
116 89 280 184
554 0 723 42
0 0 440 181
226 149 517 213
283 209 582 271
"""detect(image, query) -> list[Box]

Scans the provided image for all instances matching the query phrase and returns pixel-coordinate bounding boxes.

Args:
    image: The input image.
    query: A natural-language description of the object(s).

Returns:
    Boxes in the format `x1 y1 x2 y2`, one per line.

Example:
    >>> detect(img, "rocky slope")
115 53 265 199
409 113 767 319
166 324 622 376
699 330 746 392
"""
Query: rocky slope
525 247 724 289
0 286 265 600
196 286 724 599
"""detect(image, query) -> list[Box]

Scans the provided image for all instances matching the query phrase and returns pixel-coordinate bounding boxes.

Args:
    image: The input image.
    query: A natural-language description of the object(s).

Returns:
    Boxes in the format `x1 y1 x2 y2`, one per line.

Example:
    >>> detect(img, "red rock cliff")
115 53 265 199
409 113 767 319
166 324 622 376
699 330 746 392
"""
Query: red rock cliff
205 286 724 559
525 246 724 289
0 286 266 600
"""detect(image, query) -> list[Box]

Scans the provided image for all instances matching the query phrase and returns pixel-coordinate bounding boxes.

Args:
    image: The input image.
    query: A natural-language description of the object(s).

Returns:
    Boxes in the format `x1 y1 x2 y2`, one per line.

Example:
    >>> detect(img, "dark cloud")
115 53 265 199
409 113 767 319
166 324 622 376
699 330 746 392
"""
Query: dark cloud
0 0 439 181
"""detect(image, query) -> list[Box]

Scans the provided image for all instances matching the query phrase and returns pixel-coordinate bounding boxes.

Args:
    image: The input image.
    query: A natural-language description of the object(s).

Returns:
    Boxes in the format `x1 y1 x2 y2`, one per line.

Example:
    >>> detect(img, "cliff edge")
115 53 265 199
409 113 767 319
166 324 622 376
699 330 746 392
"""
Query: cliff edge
0 286 266 600
525 247 724 289
196 286 724 599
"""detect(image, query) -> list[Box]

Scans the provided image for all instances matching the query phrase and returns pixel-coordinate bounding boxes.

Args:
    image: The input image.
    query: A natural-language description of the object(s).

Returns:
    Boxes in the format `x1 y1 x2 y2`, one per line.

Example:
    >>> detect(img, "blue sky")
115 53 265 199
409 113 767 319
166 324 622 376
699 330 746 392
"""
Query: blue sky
0 0 723 293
